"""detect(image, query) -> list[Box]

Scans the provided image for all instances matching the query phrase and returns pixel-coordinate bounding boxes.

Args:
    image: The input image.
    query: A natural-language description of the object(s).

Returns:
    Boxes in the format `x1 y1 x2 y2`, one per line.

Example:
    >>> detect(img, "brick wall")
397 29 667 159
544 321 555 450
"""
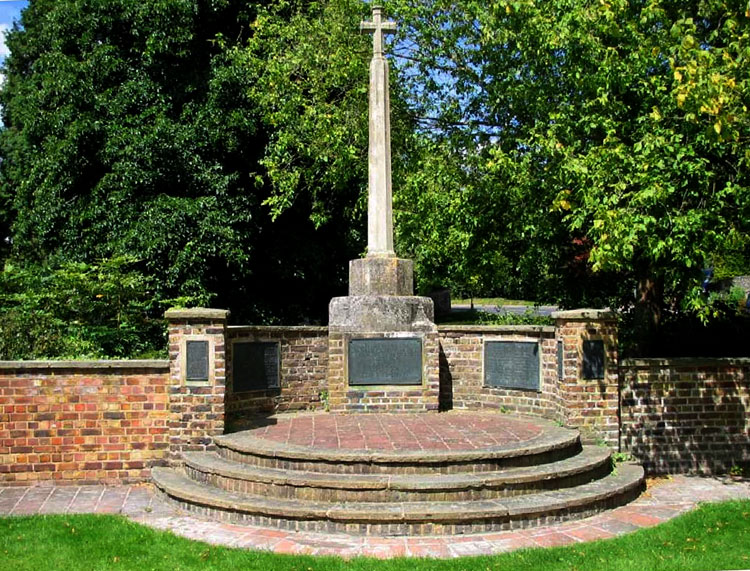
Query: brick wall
0 361 169 485
4 308 748 484
225 326 329 423
620 358 750 474
327 331 441 413
438 325 561 419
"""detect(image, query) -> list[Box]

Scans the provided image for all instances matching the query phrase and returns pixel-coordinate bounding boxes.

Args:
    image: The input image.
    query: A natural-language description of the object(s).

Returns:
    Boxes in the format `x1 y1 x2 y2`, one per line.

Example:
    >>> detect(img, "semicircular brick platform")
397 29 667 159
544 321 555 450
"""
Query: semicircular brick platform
152 412 644 536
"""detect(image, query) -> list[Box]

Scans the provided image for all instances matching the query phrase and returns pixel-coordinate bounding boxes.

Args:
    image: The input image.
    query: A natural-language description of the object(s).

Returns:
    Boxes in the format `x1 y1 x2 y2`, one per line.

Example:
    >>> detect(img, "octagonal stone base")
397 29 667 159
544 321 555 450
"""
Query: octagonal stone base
329 295 435 333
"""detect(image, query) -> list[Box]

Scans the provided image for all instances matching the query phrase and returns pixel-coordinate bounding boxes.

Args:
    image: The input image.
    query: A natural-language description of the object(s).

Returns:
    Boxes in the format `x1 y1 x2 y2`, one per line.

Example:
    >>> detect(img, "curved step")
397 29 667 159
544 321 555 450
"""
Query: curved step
183 446 612 502
152 463 645 535
213 424 582 475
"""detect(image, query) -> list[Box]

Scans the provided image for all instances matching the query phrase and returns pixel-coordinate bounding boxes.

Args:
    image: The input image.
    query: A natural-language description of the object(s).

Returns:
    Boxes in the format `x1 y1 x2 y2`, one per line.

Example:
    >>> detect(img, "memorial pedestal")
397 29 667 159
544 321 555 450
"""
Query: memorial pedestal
329 294 434 332
328 274 440 413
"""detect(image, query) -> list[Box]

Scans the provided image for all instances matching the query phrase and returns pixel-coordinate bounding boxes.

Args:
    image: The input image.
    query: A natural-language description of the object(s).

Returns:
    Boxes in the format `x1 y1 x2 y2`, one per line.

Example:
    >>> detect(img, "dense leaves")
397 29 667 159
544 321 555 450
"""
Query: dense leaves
0 258 165 359
0 0 371 331
2 0 253 297
387 0 750 349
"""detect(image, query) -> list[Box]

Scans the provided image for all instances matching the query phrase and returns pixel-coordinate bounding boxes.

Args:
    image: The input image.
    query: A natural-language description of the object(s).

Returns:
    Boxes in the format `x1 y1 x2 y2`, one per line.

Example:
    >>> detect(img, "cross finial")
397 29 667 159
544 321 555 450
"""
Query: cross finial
361 5 397 58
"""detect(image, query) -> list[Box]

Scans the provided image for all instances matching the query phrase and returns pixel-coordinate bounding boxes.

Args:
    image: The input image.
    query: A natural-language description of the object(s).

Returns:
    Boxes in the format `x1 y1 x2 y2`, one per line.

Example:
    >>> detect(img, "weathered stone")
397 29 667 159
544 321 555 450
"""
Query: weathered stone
213 415 581 473
360 5 397 256
349 256 413 296
164 308 230 321
0 360 168 370
551 308 616 321
329 295 435 333
151 459 645 535
181 445 611 503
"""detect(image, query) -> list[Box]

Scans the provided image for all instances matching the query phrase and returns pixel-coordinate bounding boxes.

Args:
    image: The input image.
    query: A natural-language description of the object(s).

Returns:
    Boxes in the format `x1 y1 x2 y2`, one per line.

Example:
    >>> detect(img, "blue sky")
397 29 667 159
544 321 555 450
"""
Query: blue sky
0 1 28 63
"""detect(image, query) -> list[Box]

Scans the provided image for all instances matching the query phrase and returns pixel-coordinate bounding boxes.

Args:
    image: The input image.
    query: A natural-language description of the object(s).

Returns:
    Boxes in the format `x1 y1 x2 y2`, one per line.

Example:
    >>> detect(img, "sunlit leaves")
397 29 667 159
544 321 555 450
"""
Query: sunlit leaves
238 0 371 228
388 0 750 315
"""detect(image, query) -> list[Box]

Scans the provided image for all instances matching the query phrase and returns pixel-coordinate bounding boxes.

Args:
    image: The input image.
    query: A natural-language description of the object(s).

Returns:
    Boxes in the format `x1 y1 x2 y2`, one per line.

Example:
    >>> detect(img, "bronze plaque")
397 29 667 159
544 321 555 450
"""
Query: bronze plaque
583 339 605 379
233 342 280 392
348 338 422 386
484 341 540 391
186 340 209 381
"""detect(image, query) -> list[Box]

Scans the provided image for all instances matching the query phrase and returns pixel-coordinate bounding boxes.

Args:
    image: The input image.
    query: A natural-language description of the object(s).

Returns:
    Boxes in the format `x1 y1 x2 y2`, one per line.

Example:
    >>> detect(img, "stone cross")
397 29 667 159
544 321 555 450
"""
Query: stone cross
361 5 397 257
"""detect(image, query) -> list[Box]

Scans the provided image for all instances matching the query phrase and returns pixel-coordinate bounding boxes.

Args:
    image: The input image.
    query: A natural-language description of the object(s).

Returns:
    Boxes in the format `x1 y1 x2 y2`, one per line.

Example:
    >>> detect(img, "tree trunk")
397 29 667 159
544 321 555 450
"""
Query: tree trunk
634 270 664 356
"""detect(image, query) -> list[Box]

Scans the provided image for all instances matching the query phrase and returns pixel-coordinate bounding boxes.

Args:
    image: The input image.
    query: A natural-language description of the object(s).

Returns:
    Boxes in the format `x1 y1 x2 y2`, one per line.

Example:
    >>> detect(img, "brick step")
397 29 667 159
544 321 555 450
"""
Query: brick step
152 463 645 536
213 424 582 475
183 446 612 502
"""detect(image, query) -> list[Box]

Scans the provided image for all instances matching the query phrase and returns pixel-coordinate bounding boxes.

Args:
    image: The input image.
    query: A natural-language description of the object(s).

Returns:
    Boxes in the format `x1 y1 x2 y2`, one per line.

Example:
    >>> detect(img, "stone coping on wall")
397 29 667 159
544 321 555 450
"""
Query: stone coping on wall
437 324 555 334
227 325 558 334
0 359 170 371
621 357 750 368
227 325 329 334
164 308 230 321
551 309 616 321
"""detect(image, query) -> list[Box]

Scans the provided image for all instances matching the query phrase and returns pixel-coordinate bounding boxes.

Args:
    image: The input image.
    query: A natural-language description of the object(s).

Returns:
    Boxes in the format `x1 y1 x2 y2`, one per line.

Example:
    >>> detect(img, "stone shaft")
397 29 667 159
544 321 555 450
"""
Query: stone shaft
362 6 397 257
367 54 394 256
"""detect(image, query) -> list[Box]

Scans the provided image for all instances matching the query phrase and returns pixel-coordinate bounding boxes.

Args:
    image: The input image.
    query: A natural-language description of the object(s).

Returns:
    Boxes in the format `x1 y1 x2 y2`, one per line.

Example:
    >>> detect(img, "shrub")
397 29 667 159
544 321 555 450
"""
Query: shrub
0 257 168 359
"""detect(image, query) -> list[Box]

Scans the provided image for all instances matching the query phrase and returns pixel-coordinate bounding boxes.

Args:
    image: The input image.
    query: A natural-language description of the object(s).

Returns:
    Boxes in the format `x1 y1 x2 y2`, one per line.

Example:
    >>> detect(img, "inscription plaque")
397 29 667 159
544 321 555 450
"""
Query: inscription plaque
583 339 605 379
484 341 540 391
348 338 422 386
233 342 280 392
557 340 564 380
186 340 209 381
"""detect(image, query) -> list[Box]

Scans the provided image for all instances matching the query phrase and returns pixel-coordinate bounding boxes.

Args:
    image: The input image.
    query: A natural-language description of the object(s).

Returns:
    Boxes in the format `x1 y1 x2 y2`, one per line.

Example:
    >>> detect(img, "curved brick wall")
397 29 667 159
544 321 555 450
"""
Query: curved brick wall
2 313 748 484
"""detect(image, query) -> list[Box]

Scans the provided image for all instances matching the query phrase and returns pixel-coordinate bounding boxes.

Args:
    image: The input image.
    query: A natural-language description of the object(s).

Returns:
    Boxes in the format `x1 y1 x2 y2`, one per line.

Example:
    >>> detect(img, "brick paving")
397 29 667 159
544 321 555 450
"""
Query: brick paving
2 475 749 558
247 412 544 451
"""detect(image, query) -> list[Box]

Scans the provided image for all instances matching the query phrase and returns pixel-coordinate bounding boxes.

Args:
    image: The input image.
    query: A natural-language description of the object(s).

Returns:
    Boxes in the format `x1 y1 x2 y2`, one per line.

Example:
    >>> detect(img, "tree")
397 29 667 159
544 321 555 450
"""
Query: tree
0 0 377 324
387 0 750 345
1 0 258 308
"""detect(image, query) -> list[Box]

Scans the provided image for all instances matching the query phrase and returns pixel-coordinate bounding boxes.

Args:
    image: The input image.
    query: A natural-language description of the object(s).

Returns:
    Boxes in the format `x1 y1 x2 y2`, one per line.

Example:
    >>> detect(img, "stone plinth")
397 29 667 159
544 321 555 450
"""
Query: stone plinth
329 294 433 332
349 256 414 296
328 295 439 413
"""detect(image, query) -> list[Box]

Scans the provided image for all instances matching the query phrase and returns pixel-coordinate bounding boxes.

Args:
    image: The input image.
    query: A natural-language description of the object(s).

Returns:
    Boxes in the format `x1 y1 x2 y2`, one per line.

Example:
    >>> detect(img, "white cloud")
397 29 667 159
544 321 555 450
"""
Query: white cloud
0 24 9 59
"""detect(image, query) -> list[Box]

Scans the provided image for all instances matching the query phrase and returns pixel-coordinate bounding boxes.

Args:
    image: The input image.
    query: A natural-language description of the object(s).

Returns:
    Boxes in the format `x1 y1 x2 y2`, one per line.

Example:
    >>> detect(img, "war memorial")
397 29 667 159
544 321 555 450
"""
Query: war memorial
2 6 749 540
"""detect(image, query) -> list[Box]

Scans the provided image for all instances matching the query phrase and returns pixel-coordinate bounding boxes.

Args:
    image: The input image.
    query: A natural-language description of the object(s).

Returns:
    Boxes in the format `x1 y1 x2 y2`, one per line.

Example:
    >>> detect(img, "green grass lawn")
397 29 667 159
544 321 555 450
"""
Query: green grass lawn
2 500 750 570
452 298 538 307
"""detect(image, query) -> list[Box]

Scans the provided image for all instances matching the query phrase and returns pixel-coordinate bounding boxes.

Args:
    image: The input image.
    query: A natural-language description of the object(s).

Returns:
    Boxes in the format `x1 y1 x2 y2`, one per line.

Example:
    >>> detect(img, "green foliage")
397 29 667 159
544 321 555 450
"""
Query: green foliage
239 0 371 229
618 292 750 358
436 307 553 326
387 0 750 326
395 138 519 299
0 258 167 359
0 0 372 324
0 0 255 309
713 233 750 280
2 0 748 346
477 308 555 327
